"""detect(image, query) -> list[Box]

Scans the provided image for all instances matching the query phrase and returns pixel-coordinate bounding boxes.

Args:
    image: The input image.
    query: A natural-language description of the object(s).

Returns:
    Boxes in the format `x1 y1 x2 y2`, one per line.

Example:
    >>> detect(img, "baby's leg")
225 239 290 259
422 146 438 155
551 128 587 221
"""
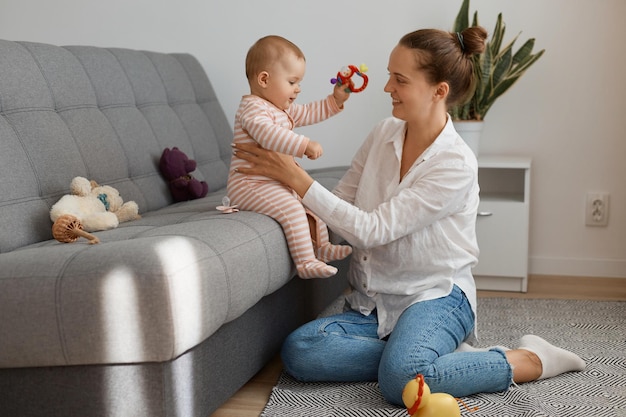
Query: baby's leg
306 210 352 262
230 181 337 279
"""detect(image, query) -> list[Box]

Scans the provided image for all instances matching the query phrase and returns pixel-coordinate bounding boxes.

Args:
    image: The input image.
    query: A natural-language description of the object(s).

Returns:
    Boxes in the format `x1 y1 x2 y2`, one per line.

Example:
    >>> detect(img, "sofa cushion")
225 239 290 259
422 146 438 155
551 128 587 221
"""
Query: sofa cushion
0 167 348 369
0 192 290 368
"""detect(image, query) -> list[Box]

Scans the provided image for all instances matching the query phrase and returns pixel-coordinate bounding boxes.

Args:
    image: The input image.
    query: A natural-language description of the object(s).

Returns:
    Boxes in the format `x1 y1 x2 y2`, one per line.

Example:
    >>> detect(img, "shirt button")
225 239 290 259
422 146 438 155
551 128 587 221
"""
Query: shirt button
362 283 367 288
363 256 368 261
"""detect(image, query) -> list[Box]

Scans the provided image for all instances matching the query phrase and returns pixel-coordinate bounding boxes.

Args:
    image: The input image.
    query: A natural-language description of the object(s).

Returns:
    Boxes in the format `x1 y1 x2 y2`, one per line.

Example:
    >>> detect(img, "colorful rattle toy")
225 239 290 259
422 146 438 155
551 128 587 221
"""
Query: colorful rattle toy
330 64 369 93
402 374 461 417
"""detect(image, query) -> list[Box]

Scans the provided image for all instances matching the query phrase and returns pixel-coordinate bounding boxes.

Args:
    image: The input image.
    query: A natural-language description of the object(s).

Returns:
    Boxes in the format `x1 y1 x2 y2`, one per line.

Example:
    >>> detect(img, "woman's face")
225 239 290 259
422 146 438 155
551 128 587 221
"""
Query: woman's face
384 45 438 123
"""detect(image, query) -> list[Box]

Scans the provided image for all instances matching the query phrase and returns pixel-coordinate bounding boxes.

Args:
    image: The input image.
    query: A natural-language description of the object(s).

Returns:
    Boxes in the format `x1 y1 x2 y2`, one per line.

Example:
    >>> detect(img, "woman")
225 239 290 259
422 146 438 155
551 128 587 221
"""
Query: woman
233 27 585 405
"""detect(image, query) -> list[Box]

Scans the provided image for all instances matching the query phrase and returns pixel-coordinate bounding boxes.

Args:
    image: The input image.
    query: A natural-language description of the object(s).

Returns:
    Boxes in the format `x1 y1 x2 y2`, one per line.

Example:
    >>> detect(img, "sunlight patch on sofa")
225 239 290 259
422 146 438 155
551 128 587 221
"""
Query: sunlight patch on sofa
101 266 150 415
156 237 205 356
156 237 205 417
101 266 145 361
170 351 198 417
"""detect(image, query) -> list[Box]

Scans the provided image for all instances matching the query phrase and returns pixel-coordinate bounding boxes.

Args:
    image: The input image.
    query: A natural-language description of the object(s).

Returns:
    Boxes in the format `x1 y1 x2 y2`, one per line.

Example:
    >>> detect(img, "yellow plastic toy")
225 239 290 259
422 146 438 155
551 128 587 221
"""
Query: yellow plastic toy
402 374 461 417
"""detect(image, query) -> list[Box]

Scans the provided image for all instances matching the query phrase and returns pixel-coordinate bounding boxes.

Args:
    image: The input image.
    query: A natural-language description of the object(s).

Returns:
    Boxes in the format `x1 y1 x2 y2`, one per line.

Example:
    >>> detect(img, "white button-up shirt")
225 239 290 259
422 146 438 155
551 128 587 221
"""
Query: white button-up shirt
302 116 480 338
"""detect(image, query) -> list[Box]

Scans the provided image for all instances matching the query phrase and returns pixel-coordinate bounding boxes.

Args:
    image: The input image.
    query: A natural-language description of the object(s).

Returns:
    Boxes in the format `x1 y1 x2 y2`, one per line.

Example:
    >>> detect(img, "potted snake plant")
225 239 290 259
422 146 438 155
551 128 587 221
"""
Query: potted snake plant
450 0 545 155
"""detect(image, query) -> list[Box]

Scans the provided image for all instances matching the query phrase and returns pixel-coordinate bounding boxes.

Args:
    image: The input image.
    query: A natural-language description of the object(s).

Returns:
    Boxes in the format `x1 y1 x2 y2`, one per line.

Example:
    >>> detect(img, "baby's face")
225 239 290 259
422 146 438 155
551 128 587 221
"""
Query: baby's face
264 53 306 110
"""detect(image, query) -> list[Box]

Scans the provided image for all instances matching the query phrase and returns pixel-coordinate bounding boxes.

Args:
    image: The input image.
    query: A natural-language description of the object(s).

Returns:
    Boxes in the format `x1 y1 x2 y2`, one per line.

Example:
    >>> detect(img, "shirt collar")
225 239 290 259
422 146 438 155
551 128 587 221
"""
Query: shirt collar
386 115 458 161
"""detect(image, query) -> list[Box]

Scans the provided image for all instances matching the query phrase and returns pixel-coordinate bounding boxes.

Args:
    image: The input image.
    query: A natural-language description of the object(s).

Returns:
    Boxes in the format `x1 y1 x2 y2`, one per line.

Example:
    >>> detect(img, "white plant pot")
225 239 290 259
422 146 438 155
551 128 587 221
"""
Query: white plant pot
453 120 484 157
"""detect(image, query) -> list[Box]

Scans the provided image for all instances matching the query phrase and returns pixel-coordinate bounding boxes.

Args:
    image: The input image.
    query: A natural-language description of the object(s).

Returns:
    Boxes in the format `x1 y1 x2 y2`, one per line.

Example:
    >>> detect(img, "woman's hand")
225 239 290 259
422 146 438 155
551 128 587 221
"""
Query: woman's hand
232 142 315 198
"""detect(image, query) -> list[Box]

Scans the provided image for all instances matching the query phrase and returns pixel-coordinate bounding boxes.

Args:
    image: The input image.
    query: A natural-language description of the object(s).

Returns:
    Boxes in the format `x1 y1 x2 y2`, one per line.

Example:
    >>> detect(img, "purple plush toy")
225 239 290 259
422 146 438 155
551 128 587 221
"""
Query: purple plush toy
159 147 208 202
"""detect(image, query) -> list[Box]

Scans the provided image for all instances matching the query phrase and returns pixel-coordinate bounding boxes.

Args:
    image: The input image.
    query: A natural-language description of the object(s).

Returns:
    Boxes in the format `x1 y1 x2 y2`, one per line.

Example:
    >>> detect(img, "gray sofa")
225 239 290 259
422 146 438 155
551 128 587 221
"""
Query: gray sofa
0 39 349 417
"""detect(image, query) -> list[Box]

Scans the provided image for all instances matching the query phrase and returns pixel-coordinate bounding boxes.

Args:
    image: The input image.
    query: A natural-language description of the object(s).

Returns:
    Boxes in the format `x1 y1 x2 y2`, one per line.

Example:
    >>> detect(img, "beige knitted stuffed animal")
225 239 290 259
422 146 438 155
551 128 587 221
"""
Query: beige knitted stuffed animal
50 176 140 233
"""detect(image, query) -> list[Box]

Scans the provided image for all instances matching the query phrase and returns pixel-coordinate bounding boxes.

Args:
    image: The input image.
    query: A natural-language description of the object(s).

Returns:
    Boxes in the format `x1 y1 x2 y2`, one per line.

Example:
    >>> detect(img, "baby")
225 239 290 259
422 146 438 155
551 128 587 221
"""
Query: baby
227 35 352 279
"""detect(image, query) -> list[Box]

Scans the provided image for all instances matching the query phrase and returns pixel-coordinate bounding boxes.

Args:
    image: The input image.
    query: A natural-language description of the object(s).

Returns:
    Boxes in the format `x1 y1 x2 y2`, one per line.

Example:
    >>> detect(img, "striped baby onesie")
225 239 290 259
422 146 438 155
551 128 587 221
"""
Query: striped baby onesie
227 94 351 278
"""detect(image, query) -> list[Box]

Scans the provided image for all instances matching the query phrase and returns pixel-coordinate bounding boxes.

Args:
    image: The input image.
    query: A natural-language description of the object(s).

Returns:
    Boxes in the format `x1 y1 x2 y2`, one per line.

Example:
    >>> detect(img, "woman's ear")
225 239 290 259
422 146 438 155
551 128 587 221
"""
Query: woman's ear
434 82 449 101
257 71 270 88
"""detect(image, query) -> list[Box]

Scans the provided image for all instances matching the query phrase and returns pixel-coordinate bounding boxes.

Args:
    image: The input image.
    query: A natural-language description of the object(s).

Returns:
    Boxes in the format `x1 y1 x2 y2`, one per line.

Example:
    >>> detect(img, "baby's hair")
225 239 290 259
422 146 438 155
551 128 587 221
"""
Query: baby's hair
245 35 306 81
398 26 488 107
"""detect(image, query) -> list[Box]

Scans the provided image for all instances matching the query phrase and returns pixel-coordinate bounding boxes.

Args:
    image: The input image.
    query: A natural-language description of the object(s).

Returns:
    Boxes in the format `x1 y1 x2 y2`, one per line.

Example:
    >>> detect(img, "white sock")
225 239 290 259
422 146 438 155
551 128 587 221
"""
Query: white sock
518 335 586 379
455 342 510 353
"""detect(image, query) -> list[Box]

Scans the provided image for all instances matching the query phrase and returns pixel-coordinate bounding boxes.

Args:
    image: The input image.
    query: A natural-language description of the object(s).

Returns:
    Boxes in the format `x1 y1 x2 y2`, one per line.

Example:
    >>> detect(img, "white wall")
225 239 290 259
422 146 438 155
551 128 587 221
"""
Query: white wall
1 0 624 278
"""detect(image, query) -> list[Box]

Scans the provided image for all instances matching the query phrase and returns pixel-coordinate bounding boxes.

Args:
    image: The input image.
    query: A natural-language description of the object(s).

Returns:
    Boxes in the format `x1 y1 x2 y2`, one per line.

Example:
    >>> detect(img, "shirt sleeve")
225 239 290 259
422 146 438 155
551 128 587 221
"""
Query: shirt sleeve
331 130 371 205
288 95 342 128
303 159 476 250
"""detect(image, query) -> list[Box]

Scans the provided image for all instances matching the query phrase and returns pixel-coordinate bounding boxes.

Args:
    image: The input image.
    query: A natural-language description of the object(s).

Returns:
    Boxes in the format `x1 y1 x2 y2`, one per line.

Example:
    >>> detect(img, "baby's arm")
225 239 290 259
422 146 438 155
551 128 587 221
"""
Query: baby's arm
298 85 351 160
240 103 309 157
289 93 347 128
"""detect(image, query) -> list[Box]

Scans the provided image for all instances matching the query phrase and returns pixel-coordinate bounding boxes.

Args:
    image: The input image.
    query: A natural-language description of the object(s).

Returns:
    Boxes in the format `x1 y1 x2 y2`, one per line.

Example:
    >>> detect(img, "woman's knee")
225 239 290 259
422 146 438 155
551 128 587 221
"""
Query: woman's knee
280 322 327 381
378 340 436 406
378 362 417 405
378 353 427 405
282 312 383 382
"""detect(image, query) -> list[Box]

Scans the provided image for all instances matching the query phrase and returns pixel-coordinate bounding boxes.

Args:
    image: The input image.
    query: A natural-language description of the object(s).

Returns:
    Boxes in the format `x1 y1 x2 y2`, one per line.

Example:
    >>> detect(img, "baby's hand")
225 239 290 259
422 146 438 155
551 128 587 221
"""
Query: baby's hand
333 83 351 109
305 141 323 160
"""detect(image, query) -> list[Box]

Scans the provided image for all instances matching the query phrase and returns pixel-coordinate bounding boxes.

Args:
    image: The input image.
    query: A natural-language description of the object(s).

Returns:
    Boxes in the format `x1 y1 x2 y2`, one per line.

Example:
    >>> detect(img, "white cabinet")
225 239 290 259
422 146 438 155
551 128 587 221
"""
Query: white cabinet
473 156 531 292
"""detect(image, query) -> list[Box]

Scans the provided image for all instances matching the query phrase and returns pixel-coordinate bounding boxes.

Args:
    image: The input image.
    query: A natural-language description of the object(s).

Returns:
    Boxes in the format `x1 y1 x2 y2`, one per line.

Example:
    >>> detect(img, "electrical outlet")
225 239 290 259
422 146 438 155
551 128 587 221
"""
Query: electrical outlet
585 192 609 227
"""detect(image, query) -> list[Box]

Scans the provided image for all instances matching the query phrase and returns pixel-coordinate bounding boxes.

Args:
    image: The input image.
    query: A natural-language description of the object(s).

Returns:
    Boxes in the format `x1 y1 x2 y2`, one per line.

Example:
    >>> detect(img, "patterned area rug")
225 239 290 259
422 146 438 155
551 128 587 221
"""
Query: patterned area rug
261 298 626 417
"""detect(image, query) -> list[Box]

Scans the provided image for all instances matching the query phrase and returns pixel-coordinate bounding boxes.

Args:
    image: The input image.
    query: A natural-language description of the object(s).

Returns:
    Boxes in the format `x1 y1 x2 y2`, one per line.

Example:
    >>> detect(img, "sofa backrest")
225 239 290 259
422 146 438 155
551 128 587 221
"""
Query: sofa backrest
0 40 233 252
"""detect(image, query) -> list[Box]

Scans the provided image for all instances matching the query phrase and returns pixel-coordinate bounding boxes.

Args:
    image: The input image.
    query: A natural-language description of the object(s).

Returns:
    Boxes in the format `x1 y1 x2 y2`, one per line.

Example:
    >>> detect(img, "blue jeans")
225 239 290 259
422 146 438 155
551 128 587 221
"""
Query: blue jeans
281 286 512 405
